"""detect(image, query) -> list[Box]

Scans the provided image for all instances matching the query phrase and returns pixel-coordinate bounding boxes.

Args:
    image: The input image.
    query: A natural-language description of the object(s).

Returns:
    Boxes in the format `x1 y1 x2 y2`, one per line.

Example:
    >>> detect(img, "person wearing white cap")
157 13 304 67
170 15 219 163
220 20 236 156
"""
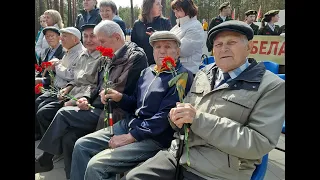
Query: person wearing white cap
35 24 104 179
35 26 85 148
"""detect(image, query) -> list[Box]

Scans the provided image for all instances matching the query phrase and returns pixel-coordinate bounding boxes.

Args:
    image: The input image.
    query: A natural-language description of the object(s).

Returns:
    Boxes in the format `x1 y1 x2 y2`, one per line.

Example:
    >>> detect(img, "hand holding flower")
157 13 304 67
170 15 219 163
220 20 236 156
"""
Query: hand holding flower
76 97 91 110
101 88 123 103
170 102 196 128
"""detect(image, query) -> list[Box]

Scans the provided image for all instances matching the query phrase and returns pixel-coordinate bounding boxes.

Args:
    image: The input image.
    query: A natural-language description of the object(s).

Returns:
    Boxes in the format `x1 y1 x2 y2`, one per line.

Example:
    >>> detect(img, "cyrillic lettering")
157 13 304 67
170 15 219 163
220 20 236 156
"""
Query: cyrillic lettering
267 41 279 55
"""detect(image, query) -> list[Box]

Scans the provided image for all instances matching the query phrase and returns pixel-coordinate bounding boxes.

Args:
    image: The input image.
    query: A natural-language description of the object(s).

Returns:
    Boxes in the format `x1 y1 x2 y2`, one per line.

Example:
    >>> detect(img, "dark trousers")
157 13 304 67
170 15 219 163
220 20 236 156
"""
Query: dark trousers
121 150 205 180
35 92 59 135
36 96 64 136
62 129 90 179
37 106 102 179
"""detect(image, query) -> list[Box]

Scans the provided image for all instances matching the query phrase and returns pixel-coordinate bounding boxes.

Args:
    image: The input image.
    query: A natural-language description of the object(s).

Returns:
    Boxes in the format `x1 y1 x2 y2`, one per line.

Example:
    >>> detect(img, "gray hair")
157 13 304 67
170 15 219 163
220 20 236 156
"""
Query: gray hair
93 20 125 40
99 0 117 14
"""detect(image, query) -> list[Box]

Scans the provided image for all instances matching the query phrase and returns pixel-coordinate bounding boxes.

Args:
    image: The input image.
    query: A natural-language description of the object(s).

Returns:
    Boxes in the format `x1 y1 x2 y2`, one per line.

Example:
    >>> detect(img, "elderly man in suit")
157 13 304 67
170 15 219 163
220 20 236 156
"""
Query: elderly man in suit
35 26 65 140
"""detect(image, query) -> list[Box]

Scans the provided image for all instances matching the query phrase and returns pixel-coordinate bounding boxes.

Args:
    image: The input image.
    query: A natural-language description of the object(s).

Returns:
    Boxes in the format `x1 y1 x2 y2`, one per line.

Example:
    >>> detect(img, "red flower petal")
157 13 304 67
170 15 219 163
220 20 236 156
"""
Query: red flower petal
162 56 176 70
35 83 44 94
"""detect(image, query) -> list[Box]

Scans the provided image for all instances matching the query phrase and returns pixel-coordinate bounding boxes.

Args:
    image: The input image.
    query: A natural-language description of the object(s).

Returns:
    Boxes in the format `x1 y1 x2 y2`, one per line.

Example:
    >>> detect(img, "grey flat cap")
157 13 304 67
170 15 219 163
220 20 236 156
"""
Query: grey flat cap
149 31 181 47
59 27 81 40
43 26 60 35
207 20 254 46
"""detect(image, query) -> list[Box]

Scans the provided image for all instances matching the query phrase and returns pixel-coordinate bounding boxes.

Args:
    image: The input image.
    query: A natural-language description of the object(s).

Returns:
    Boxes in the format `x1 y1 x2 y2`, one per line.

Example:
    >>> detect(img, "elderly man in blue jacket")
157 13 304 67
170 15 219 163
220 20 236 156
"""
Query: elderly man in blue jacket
69 31 194 180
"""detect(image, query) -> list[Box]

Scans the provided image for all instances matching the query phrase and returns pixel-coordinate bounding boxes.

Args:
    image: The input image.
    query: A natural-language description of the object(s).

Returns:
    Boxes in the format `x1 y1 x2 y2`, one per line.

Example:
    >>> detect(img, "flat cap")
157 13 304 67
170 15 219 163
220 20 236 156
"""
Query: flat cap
149 31 181 47
264 10 279 17
245 10 257 16
59 27 81 40
219 1 230 10
42 26 60 35
207 20 254 46
81 24 96 31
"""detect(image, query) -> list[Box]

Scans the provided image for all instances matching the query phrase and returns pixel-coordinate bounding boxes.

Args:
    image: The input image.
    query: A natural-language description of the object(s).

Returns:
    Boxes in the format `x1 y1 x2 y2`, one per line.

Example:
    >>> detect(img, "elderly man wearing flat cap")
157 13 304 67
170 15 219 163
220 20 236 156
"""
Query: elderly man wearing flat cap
35 26 65 140
206 1 233 52
69 30 193 180
35 24 103 179
122 20 285 180
35 27 85 140
245 10 259 35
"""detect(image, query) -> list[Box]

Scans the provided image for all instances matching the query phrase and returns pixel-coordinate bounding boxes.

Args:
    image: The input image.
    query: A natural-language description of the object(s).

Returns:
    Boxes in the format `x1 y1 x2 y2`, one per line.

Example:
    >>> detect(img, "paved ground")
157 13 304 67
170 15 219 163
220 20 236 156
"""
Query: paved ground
35 133 285 180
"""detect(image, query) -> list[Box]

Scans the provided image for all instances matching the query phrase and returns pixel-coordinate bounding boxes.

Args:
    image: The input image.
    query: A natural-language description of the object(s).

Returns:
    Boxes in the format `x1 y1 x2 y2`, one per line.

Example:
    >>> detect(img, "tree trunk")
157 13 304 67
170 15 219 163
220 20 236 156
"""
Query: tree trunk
170 0 176 26
53 0 59 11
60 0 64 22
68 0 72 26
161 0 166 17
73 0 76 25
130 0 134 27
39 0 45 14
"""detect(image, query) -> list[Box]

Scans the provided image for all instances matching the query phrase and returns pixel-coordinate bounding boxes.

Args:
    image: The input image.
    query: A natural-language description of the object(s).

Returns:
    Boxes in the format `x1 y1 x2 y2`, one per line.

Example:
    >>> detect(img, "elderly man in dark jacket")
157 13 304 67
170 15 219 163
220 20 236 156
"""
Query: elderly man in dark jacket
35 26 65 140
35 21 148 179
69 31 194 180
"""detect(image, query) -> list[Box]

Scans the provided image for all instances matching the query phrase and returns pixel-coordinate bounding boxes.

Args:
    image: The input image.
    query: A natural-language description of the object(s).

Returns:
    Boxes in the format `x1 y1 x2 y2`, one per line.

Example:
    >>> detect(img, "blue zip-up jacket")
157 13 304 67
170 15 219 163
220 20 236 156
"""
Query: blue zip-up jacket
119 61 194 148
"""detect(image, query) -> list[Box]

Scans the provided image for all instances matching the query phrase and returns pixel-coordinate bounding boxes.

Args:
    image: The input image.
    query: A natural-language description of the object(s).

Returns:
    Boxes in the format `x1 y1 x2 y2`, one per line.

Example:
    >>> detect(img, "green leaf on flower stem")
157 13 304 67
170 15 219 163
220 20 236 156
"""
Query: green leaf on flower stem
168 72 188 87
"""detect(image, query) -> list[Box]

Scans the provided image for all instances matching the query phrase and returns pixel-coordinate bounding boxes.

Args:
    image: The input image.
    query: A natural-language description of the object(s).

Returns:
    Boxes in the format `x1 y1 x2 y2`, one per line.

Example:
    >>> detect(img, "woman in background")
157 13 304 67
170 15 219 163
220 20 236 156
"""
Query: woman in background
36 14 47 43
131 0 172 65
258 10 281 35
170 0 204 75
99 0 126 36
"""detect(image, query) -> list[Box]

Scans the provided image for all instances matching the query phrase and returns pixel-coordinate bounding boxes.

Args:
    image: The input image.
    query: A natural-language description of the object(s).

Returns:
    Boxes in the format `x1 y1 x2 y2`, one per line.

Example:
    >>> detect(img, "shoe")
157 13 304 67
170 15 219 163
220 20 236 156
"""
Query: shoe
35 158 53 173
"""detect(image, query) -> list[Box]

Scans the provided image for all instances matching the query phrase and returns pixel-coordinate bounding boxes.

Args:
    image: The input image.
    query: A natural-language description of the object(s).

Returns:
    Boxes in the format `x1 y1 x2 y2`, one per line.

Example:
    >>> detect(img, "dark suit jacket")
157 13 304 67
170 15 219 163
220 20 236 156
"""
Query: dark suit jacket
258 24 280 35
75 9 102 31
250 23 259 35
37 44 65 87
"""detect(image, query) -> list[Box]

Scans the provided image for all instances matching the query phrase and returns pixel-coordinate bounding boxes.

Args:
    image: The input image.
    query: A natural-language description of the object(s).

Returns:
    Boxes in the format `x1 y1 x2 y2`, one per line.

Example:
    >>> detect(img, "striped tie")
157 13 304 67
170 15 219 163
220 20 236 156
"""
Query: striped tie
217 72 230 87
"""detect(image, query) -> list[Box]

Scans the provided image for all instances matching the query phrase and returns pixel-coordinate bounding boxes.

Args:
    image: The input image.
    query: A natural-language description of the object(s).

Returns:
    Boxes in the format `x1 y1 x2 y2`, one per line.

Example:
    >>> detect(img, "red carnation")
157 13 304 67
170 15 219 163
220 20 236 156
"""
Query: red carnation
96 46 114 59
36 66 43 72
162 56 176 70
35 83 44 94
41 62 53 69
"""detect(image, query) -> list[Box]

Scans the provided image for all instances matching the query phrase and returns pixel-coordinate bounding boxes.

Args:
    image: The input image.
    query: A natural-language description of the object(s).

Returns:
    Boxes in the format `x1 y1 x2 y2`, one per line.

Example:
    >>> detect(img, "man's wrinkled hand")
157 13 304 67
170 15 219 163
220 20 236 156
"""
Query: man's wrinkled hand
76 97 90 110
169 102 196 128
109 133 136 149
100 88 123 104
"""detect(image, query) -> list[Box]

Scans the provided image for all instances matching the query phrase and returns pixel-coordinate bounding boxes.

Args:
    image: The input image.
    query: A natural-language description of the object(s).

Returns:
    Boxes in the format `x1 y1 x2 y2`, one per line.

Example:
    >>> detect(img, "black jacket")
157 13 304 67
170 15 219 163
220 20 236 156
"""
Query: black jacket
89 42 148 121
75 8 102 31
250 23 259 35
131 16 172 65
258 24 281 35
37 44 65 87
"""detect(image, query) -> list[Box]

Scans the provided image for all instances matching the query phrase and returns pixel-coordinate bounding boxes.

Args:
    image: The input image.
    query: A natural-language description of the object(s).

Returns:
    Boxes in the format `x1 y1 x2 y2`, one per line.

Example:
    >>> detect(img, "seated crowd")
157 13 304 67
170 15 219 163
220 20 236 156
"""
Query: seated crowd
35 1 285 180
